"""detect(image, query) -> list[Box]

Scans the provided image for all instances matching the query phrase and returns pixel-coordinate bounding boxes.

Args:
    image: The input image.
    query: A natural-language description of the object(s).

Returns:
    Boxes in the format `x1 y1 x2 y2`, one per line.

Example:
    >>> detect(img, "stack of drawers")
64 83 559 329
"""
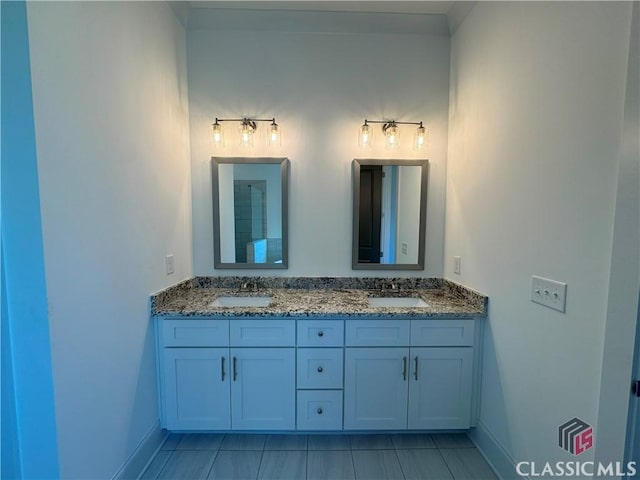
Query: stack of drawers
296 320 344 430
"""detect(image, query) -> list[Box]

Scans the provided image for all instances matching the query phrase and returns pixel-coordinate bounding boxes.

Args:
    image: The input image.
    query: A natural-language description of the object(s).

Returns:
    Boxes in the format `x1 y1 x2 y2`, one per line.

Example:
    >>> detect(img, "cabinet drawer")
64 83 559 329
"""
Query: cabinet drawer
345 320 410 346
297 348 343 389
297 390 343 430
160 319 229 347
230 319 295 346
297 320 344 347
411 319 474 346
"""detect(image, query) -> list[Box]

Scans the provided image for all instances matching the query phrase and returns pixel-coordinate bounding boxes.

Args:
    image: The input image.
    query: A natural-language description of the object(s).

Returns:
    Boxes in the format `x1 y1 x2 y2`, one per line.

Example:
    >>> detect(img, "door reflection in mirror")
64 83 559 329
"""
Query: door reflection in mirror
353 159 428 270
213 158 289 269
233 179 267 263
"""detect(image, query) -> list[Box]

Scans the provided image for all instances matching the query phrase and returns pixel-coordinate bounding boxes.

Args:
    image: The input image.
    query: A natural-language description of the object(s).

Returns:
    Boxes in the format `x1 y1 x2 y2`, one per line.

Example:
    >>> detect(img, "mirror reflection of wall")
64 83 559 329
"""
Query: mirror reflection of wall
213 158 288 269
353 159 428 270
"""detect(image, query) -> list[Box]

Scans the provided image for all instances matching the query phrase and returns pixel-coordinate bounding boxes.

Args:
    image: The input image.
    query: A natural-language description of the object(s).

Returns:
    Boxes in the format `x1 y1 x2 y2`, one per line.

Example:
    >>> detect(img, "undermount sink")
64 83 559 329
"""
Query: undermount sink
210 296 273 308
368 297 430 308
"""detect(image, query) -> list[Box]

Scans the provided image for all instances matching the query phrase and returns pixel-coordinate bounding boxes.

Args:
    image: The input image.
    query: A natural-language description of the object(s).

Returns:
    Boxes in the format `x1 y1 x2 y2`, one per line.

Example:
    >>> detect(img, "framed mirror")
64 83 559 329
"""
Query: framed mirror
212 157 289 269
352 158 428 270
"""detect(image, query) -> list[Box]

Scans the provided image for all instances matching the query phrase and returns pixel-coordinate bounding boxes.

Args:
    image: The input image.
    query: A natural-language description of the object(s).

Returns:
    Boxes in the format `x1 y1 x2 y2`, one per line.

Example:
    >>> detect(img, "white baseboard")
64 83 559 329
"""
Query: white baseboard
112 421 167 480
469 421 526 480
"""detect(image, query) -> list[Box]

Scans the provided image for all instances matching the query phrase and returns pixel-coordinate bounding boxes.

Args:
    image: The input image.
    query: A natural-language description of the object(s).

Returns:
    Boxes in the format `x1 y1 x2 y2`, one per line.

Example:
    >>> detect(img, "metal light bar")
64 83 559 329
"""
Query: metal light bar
212 117 280 148
359 119 426 150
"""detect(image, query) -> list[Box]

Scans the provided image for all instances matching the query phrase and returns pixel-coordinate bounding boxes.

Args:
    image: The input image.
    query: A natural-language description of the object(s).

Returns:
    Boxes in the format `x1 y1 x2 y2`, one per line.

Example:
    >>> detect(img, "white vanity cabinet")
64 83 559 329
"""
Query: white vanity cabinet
156 315 478 432
296 320 344 431
159 319 230 430
408 347 473 429
344 347 410 429
157 317 296 431
344 319 475 430
229 319 296 430
230 347 295 430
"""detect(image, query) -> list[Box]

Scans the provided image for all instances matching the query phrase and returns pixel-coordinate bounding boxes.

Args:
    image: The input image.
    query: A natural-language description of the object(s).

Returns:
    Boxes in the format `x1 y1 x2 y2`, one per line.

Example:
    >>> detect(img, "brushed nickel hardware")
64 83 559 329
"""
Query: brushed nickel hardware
402 356 407 381
380 281 398 292
239 281 258 292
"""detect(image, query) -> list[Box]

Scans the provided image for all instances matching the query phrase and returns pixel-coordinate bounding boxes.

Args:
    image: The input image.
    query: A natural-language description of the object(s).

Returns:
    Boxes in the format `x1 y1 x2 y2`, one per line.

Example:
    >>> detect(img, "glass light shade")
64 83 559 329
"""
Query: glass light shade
240 123 254 148
212 123 224 147
385 124 399 150
358 123 373 148
268 122 281 147
414 125 426 151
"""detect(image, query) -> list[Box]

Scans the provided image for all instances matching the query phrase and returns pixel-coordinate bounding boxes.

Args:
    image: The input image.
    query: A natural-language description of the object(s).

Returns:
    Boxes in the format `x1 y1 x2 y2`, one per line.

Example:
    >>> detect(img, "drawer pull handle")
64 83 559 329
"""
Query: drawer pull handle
317 408 323 415
221 356 226 382
402 356 407 381
233 356 238 381
317 331 324 337
317 366 323 373
414 356 418 381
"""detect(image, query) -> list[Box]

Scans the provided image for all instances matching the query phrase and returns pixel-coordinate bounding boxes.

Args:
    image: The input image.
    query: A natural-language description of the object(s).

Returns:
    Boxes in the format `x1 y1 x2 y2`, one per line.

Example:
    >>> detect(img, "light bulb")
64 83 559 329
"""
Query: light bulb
268 121 281 147
385 123 399 150
212 121 224 147
358 123 372 148
415 124 426 151
240 121 255 148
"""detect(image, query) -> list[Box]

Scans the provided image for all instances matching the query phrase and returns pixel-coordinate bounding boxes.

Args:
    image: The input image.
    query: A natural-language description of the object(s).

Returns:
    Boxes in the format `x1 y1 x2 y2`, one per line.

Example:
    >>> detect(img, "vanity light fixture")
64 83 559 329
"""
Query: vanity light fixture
212 117 281 148
358 119 426 151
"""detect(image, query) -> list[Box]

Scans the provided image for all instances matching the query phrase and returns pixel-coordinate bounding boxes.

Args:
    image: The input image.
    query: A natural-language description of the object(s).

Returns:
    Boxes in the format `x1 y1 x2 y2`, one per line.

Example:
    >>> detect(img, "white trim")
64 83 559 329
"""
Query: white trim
111 421 167 480
469 421 525 480
187 9 450 35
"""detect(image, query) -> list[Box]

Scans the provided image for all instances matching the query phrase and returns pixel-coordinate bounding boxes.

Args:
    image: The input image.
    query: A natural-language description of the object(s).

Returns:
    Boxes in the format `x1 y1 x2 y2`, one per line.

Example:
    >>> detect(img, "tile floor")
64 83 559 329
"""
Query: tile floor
140 433 498 480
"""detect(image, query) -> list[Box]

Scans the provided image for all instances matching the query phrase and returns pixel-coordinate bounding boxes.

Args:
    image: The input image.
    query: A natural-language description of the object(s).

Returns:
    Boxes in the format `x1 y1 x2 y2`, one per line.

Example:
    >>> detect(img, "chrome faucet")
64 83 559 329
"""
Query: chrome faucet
239 281 258 292
380 281 398 292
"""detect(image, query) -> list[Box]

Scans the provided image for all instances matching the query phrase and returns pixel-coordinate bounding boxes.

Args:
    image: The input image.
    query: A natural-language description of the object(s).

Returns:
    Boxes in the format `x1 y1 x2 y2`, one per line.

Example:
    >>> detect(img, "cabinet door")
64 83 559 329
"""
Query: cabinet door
344 347 409 430
408 347 473 429
162 348 230 430
231 348 295 430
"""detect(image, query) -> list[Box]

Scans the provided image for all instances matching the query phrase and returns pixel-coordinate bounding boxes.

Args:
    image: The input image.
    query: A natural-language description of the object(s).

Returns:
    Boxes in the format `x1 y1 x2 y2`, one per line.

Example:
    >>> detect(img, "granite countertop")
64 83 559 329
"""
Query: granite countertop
151 277 488 319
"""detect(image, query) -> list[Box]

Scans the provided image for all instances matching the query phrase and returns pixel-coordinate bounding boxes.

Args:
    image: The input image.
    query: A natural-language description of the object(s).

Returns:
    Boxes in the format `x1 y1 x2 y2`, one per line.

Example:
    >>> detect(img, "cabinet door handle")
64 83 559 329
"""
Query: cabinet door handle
402 356 407 381
221 356 226 382
414 356 418 381
317 366 323 373
233 356 238 381
317 407 323 415
317 330 324 337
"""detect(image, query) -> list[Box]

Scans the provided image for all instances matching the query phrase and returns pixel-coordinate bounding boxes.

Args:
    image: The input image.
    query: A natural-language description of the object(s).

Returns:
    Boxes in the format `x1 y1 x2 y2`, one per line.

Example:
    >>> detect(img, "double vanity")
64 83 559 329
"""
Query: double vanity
151 277 487 434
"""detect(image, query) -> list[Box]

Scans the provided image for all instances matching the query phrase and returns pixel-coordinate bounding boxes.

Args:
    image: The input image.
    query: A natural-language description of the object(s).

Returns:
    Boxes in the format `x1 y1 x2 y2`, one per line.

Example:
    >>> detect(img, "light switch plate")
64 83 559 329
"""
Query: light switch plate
531 275 567 313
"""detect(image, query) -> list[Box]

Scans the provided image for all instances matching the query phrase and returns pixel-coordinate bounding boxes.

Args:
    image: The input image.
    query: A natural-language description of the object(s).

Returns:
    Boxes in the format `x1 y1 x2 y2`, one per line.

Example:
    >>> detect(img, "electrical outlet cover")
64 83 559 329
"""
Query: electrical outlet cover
166 255 175 275
453 256 461 275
